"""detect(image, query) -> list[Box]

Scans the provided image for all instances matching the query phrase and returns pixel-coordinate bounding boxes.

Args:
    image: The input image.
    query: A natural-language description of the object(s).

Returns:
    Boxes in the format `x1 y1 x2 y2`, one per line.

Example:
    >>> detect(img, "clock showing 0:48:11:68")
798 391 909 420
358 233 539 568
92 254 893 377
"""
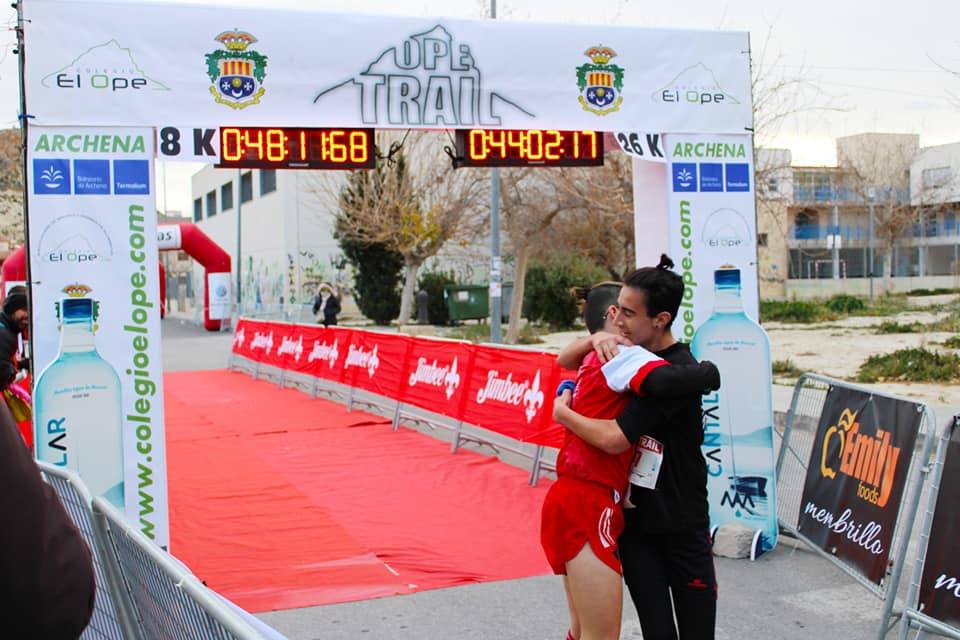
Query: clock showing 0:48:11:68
216 127 376 170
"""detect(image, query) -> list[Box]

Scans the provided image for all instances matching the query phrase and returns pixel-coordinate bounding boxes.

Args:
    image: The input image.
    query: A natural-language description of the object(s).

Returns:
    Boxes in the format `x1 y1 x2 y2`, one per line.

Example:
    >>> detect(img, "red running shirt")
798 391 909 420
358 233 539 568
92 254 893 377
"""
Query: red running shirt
555 346 666 492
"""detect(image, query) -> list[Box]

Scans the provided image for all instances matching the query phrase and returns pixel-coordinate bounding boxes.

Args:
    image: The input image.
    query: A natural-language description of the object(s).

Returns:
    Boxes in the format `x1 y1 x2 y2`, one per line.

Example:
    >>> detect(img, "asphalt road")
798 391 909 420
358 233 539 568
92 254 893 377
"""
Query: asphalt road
161 317 925 640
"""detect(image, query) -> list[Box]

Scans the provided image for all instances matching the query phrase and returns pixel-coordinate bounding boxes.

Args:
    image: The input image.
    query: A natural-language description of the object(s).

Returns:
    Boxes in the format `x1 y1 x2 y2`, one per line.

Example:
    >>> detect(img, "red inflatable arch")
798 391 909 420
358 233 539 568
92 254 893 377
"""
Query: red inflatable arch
2 244 167 317
158 223 231 331
2 223 230 331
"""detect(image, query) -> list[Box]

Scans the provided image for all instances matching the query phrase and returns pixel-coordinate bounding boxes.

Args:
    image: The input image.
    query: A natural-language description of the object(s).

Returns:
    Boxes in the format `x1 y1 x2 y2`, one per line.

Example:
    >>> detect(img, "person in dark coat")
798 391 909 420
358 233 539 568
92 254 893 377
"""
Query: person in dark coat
0 285 29 391
0 397 96 638
312 283 341 327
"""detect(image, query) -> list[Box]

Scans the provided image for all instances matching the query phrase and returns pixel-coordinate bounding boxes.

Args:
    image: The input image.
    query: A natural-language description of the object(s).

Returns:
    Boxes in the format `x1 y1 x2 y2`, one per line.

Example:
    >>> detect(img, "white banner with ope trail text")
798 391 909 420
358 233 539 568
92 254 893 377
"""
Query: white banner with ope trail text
25 0 752 136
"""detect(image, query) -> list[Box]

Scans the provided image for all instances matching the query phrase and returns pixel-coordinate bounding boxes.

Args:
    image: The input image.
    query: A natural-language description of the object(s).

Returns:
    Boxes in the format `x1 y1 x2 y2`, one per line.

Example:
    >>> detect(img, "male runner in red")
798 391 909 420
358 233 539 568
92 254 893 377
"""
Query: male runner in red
541 281 719 640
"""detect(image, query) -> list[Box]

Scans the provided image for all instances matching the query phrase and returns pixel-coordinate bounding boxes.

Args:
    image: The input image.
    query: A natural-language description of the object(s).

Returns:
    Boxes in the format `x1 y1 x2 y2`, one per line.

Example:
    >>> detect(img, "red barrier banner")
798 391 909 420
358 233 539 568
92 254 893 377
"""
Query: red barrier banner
461 345 565 448
306 327 355 384
233 318 277 363
400 338 475 420
344 331 412 400
273 322 306 372
254 322 291 370
233 320 572 448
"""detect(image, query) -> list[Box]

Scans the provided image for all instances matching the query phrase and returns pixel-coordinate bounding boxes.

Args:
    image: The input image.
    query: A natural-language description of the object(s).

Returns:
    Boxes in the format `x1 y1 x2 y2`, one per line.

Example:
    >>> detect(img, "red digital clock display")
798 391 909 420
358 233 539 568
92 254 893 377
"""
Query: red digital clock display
455 129 603 167
216 127 376 170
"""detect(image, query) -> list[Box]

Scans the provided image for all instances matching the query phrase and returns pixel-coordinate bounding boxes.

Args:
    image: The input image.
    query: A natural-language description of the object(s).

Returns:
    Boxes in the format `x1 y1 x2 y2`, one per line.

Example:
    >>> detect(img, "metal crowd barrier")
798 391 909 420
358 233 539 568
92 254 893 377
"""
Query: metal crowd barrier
897 417 960 640
774 373 938 640
38 462 274 640
39 463 137 640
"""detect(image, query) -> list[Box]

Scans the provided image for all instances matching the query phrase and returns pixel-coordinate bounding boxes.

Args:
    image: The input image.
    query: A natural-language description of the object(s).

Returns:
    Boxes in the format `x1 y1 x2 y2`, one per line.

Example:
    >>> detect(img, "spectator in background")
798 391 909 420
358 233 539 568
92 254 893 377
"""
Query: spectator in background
0 398 96 638
0 286 32 447
312 283 341 327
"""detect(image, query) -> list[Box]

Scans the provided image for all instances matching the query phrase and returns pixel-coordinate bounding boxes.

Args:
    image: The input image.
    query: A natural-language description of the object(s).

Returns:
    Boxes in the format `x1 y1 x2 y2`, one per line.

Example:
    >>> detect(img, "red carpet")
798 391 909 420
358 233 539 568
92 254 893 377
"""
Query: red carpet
165 370 552 612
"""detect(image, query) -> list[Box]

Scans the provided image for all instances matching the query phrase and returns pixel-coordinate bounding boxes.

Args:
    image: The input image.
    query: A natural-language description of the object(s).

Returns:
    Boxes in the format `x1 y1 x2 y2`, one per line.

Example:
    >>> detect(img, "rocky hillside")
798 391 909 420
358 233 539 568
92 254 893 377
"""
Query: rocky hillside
0 127 24 247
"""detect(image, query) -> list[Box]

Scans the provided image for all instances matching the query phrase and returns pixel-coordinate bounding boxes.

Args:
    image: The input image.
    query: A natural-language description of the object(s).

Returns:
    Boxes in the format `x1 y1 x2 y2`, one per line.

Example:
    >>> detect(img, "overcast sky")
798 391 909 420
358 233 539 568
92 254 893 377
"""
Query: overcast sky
1 0 957 215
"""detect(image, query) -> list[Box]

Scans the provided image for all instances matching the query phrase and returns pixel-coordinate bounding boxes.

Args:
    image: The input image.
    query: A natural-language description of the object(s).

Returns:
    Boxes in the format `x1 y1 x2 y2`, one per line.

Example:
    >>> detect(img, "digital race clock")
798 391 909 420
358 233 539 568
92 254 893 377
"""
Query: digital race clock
455 129 603 167
216 127 376 170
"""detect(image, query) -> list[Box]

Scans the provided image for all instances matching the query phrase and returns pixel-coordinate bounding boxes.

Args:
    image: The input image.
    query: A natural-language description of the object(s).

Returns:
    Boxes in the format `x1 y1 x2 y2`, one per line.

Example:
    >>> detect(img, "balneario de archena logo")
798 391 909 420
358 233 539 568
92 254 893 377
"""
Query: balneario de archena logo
797 387 921 583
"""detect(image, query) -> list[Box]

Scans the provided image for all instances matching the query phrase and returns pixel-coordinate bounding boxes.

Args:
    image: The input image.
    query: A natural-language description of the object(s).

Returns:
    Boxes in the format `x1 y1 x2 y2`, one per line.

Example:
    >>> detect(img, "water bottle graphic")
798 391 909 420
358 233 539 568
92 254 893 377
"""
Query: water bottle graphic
691 265 777 556
35 288 124 508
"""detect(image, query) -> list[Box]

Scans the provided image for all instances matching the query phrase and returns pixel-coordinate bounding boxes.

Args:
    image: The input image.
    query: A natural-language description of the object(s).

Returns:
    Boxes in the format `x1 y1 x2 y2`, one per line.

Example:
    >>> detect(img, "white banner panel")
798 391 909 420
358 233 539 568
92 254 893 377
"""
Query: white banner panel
157 224 182 251
29 126 169 548
665 134 778 555
207 272 231 320
24 1 752 134
632 159 669 265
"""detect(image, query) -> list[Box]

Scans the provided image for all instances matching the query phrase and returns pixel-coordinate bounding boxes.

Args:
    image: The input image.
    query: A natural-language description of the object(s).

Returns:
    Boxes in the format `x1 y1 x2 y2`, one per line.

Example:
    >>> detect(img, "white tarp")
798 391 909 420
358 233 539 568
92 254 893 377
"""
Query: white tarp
24 0 752 134
29 126 169 548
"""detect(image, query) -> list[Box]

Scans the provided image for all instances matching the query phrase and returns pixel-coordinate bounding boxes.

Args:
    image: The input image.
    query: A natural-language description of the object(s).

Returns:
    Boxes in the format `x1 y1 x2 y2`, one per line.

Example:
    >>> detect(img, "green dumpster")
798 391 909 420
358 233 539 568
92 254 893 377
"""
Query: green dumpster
443 284 513 323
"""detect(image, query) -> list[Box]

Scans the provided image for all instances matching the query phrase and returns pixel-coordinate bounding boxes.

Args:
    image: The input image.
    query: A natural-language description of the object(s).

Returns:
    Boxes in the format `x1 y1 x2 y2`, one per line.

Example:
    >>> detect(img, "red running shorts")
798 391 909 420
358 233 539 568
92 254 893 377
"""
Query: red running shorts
541 477 625 576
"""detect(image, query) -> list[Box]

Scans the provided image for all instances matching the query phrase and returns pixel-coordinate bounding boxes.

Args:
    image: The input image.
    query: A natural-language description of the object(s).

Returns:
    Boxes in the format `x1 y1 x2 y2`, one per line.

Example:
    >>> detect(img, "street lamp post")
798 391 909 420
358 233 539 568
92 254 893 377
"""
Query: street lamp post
488 0 502 344
867 187 875 302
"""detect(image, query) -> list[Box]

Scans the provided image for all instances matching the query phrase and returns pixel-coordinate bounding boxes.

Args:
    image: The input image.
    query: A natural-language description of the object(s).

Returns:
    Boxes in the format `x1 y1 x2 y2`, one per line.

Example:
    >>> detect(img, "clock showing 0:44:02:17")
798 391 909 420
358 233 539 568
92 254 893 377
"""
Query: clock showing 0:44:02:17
455 129 604 168
216 127 376 170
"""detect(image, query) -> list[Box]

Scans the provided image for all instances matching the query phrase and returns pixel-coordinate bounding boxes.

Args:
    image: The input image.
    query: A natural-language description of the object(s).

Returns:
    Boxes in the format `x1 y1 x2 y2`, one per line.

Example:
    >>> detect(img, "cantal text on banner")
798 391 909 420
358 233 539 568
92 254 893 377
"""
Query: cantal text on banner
29 126 169 548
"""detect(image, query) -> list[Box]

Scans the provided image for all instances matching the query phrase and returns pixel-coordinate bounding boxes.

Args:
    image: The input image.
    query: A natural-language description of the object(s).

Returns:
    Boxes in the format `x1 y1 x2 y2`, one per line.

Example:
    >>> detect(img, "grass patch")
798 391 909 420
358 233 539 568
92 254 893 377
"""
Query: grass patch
908 288 958 296
760 300 835 323
772 359 802 376
944 336 960 349
928 312 960 333
448 322 549 345
877 321 927 334
857 347 960 383
825 294 866 314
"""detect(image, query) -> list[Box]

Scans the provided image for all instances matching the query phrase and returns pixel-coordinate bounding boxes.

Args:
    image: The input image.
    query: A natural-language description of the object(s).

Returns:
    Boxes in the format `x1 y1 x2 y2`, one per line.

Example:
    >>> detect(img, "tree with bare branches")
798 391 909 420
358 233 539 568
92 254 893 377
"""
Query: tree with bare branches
328 132 488 324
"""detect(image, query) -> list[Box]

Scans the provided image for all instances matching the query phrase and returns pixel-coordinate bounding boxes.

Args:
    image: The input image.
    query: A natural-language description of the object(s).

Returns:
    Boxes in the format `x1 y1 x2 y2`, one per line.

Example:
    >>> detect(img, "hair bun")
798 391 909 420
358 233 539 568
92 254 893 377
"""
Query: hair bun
657 254 675 270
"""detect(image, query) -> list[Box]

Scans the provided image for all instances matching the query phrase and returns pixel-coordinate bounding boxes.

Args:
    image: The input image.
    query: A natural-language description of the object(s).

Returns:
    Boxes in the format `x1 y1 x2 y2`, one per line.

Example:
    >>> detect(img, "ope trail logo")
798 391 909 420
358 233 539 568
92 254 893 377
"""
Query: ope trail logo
308 339 340 368
476 369 545 423
408 356 462 400
314 24 533 126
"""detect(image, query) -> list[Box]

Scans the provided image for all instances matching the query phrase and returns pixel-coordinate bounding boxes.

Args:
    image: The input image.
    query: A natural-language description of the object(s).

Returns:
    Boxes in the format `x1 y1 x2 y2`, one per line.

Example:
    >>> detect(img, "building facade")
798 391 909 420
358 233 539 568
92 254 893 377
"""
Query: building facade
759 134 960 299
190 166 346 313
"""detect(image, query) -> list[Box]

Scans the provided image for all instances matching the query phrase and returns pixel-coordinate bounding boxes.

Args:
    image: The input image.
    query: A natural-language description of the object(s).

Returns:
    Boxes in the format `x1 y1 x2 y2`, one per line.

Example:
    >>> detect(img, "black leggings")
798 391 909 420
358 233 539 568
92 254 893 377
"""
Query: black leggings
619 528 717 640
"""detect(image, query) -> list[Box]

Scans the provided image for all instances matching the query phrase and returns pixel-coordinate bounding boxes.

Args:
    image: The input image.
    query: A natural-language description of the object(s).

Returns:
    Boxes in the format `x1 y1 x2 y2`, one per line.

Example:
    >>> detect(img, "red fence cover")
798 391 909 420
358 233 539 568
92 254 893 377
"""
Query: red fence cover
306 327 354 383
346 331 412 400
232 321 568 448
400 337 476 419
461 345 565 448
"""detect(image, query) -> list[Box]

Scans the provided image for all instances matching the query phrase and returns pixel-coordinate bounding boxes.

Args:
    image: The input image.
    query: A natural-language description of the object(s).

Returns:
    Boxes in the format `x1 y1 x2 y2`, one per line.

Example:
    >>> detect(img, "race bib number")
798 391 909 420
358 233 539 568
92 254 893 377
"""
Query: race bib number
628 435 664 490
